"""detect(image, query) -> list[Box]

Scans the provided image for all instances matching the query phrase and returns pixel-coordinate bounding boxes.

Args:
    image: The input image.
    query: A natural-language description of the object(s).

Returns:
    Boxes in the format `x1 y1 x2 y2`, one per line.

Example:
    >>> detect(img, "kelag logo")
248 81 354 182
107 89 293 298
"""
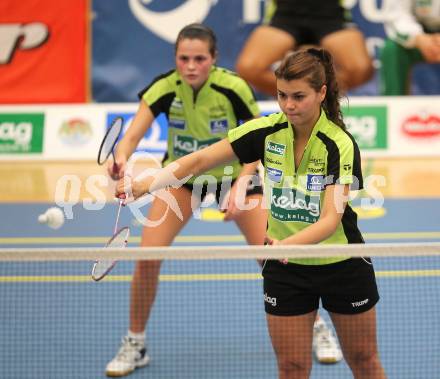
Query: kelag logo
173 135 220 157
266 141 286 156
270 187 320 223
343 106 387 149
0 113 44 154
107 113 167 155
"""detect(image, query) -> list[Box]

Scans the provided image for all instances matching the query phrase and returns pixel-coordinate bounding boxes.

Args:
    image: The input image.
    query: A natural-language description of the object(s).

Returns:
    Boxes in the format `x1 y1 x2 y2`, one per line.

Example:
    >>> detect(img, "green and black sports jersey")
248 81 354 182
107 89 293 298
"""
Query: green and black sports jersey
139 66 259 183
228 110 364 265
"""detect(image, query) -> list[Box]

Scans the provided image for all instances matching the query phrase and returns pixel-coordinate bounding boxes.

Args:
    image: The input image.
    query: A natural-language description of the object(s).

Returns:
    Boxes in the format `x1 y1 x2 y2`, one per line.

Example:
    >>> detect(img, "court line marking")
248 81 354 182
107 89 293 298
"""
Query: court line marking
1 270 440 283
1 231 440 245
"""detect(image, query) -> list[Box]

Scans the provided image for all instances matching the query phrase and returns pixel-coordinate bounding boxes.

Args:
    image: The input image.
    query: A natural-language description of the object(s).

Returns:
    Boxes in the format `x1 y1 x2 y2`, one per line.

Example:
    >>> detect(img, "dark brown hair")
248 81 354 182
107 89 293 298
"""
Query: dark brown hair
175 23 217 58
274 48 345 129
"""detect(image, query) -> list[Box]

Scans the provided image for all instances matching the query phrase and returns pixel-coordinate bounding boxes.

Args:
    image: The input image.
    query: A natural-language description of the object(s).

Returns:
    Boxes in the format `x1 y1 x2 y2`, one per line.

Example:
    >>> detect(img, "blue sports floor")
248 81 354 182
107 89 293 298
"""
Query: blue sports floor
1 197 440 379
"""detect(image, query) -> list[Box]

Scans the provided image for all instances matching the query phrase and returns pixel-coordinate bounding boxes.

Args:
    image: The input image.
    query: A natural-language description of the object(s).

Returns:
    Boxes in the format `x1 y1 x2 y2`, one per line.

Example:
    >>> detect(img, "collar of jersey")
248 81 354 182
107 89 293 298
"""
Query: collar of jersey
178 66 217 97
289 108 328 142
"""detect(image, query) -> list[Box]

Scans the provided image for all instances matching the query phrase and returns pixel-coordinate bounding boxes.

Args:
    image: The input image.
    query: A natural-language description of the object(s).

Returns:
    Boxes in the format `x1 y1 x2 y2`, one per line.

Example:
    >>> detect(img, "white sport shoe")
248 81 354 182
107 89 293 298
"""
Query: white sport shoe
105 336 150 377
313 318 343 364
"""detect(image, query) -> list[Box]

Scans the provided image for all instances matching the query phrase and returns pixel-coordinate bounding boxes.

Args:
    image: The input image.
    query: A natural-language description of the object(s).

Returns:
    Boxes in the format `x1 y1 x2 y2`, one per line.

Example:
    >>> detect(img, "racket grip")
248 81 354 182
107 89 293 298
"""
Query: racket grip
112 161 118 174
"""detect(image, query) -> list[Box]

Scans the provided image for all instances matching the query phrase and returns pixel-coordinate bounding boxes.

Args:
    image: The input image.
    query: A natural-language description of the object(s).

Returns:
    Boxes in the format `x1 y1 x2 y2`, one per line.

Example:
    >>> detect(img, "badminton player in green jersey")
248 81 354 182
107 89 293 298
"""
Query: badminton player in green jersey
105 23 267 377
118 48 386 379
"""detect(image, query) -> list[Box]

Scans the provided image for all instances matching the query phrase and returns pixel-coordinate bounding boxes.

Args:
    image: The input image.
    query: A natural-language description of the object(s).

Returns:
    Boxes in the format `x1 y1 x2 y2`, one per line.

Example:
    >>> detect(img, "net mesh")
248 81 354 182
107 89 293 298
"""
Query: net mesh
0 243 439 379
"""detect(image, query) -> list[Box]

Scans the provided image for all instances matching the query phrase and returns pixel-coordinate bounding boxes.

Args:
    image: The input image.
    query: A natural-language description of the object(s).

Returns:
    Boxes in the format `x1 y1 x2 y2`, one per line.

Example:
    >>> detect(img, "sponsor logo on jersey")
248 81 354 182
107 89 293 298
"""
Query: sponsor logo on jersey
171 98 183 109
266 156 283 166
173 135 220 157
210 119 228 134
306 175 325 191
169 119 186 130
266 141 285 156
267 167 283 183
343 163 352 171
270 187 320 223
309 157 325 166
308 167 325 174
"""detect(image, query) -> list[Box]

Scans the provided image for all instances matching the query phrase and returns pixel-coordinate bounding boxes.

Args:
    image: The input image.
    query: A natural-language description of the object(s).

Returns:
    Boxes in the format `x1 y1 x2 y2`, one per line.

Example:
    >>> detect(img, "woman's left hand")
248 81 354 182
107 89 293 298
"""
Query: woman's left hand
264 236 288 264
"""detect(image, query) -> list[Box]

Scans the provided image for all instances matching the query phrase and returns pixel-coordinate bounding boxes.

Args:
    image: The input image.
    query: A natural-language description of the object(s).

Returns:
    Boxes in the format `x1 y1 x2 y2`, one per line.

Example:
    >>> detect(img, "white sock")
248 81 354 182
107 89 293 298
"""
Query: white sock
128 330 145 344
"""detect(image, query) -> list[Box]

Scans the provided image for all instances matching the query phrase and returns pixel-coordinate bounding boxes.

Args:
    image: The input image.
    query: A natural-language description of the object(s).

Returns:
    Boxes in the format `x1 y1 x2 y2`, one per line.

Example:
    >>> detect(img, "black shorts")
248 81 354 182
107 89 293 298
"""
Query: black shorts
182 174 263 205
268 2 355 45
262 257 379 316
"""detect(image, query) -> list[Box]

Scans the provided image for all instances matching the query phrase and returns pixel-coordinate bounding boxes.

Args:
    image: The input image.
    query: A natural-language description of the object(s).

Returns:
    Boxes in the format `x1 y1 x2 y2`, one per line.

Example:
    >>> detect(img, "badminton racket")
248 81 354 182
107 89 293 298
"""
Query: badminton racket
92 116 128 281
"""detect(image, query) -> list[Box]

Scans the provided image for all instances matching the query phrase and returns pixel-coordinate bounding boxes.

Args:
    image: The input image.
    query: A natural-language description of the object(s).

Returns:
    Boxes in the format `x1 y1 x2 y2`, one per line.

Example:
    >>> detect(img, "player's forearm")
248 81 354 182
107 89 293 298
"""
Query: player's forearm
115 134 140 161
279 215 340 245
116 101 155 161
148 140 236 193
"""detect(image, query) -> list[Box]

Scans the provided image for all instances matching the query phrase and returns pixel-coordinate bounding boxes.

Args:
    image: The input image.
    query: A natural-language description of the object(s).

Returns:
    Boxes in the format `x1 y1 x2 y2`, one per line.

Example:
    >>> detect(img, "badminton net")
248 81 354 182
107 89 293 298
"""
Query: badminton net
0 243 439 379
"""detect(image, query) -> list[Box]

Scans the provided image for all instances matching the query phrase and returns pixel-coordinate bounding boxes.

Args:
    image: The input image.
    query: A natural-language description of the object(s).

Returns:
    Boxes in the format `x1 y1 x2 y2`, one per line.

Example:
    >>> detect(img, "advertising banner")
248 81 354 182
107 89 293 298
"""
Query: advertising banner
388 98 440 156
92 0 440 102
0 0 89 103
0 97 439 160
342 105 388 150
43 106 104 159
0 113 44 154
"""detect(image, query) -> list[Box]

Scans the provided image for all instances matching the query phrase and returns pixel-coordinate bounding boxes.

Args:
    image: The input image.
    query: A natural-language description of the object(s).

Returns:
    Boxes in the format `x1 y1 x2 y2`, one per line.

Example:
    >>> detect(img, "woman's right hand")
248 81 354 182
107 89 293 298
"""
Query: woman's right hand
115 175 151 201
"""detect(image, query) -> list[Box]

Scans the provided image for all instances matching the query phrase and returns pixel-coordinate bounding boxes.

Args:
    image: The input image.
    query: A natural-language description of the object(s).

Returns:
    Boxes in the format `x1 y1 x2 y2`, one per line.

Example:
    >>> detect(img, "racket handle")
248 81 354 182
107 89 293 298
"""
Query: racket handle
112 161 118 174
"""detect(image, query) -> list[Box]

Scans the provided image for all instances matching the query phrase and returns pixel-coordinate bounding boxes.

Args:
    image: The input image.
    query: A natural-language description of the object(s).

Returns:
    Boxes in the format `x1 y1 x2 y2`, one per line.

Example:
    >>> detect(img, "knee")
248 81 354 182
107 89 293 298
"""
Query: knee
345 350 381 373
342 59 374 88
235 55 264 82
277 357 312 377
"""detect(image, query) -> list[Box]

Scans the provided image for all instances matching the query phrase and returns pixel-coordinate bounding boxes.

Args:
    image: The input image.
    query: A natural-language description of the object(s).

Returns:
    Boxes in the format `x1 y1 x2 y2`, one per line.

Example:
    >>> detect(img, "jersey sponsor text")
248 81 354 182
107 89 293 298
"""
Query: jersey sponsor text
270 187 320 223
266 141 286 156
173 135 220 157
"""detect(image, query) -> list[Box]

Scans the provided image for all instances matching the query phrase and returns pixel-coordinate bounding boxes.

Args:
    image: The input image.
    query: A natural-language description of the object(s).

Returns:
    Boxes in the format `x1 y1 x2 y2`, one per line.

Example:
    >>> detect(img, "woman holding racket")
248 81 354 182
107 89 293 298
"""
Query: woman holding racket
105 23 268 377
117 48 386 379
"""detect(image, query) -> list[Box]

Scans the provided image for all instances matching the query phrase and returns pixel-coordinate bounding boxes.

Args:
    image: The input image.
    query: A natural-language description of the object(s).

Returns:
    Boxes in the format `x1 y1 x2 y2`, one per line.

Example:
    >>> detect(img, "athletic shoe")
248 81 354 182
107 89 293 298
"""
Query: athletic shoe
313 318 343 364
105 336 150 377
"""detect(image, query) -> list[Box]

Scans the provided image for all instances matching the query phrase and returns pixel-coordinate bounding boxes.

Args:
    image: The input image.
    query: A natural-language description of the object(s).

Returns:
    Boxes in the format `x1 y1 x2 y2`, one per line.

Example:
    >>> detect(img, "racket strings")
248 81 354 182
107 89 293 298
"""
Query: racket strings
97 117 123 165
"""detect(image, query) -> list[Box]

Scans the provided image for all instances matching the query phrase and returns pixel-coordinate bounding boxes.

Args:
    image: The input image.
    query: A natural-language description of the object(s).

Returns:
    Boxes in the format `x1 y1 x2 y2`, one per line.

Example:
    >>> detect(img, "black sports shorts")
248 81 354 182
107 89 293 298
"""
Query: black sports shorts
262 257 379 316
182 174 263 205
268 2 356 45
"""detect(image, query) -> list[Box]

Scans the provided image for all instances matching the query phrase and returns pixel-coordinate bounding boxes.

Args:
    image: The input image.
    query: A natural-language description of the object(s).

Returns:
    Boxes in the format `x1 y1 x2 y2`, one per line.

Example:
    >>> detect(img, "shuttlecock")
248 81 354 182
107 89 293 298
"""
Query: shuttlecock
38 207 65 229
